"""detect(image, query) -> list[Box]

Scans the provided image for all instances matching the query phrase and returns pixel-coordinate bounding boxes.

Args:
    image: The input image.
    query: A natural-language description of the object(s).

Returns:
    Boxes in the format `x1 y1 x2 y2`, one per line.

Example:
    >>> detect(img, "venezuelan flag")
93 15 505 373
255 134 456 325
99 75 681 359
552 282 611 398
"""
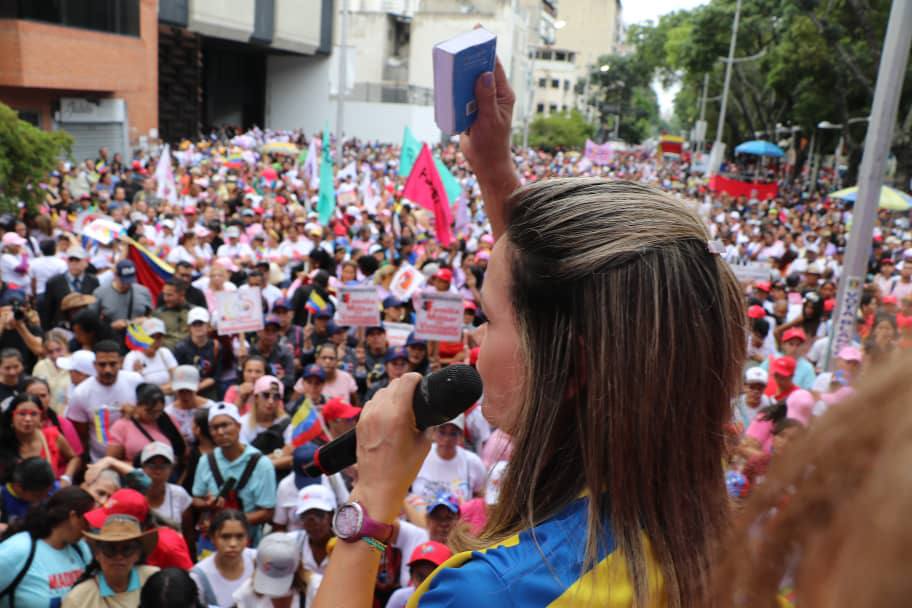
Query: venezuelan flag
123 236 174 302
291 399 323 447
94 408 112 445
125 323 153 351
305 290 330 316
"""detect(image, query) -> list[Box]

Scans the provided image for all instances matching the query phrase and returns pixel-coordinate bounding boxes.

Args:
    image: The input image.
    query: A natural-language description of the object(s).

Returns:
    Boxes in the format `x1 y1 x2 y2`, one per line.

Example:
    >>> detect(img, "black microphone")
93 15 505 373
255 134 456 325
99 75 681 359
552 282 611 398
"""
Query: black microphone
303 364 483 476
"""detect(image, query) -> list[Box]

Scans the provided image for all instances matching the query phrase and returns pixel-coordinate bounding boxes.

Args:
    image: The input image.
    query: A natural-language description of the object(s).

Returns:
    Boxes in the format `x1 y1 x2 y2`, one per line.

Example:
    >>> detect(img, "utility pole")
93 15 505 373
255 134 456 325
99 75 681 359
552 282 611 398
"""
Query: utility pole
708 0 741 174
694 72 710 152
335 0 349 169
826 0 912 370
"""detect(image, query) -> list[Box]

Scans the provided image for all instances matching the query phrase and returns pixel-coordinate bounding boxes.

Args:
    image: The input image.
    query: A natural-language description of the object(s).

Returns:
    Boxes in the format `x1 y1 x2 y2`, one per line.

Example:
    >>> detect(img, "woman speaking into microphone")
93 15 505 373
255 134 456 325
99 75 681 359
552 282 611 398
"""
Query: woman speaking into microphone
315 60 746 608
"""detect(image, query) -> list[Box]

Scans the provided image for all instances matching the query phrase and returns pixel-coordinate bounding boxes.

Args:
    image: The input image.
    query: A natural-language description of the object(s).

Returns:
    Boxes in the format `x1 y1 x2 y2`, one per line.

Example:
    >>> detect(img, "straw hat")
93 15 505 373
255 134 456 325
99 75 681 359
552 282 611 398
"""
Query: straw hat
83 514 158 556
60 292 96 312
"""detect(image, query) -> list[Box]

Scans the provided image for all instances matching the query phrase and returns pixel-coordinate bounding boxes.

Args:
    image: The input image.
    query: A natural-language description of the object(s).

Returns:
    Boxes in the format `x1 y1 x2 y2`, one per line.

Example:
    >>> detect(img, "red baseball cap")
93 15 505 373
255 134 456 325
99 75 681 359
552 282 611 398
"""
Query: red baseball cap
771 356 797 377
824 298 836 313
781 328 807 343
435 269 453 283
747 305 767 320
407 541 453 567
882 295 898 305
463 300 477 312
321 397 361 423
754 281 771 292
84 489 149 528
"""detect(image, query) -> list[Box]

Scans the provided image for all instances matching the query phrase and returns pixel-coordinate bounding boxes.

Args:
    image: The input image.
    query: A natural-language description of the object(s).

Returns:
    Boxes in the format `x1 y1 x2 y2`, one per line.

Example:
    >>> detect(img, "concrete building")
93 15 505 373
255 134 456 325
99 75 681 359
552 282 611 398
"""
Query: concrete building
530 0 621 119
0 0 330 160
267 0 555 143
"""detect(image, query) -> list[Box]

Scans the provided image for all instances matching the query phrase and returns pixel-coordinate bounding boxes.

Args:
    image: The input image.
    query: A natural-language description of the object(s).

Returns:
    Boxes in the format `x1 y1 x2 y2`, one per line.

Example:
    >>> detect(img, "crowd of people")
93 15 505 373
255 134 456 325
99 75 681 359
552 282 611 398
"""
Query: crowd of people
0 108 908 607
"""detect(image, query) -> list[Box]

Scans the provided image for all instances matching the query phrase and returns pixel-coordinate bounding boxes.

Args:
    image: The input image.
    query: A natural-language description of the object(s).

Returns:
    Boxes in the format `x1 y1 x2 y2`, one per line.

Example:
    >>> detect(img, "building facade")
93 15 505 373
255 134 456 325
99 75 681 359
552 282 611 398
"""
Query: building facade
530 0 621 119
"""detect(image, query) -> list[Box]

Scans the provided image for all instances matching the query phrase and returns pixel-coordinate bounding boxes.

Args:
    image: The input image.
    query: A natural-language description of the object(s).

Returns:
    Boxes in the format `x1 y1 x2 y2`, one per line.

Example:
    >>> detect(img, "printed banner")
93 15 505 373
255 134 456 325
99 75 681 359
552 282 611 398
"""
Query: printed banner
708 175 778 201
389 263 426 302
414 292 464 342
584 139 614 165
728 261 771 283
384 322 415 347
336 285 381 327
216 287 264 335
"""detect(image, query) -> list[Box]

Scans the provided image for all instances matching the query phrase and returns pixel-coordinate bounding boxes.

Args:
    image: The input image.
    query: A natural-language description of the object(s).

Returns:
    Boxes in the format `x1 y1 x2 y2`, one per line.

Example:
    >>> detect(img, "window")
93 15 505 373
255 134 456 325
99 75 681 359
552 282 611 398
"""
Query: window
555 51 566 62
568 52 576 63
538 78 547 88
564 80 570 91
561 105 567 112
536 103 545 113
551 79 560 89
540 50 552 61
548 103 558 113
4 0 140 37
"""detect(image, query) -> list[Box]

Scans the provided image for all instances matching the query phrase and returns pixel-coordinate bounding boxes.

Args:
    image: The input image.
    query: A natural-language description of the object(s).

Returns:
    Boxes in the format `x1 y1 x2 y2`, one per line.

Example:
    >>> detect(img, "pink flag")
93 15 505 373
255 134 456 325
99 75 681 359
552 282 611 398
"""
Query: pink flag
401 144 453 246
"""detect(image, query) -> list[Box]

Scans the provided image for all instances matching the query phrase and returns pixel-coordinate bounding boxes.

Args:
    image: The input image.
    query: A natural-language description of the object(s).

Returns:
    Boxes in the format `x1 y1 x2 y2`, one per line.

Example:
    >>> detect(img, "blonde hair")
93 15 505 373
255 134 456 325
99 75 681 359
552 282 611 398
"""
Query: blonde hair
457 179 746 607
713 350 912 607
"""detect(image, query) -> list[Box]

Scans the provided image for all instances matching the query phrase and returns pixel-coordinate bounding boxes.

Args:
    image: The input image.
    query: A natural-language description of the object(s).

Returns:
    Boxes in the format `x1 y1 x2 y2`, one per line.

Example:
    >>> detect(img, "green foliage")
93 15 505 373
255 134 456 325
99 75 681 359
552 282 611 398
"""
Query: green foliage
623 0 912 183
528 110 596 151
581 53 663 144
0 103 72 214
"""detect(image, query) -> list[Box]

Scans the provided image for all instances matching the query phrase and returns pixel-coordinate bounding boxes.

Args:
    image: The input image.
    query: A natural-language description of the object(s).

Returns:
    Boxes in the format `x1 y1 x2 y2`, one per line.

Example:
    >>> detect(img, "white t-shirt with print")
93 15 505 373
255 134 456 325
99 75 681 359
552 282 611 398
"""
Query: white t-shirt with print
65 371 144 461
123 348 177 385
411 445 486 504
150 483 192 526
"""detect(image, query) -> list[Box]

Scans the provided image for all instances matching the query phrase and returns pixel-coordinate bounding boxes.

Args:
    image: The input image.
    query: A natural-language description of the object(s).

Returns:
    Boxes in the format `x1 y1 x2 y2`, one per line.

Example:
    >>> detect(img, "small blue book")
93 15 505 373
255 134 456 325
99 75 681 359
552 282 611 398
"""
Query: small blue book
433 28 497 135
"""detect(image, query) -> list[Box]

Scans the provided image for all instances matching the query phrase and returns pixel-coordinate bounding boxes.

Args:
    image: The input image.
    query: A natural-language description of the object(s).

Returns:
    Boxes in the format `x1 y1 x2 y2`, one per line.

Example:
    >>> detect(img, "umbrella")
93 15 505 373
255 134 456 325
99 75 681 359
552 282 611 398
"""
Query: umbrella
829 185 912 211
261 141 299 156
734 140 785 158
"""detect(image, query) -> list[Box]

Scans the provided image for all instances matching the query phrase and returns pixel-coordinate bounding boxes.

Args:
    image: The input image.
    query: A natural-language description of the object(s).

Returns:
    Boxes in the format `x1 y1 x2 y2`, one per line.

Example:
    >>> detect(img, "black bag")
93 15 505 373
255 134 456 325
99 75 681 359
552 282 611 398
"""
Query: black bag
250 418 291 457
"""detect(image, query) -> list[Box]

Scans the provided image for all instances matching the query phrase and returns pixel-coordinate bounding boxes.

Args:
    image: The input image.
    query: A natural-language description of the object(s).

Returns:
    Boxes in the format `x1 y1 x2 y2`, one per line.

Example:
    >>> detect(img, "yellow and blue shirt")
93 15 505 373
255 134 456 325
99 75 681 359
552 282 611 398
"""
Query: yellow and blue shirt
408 498 665 607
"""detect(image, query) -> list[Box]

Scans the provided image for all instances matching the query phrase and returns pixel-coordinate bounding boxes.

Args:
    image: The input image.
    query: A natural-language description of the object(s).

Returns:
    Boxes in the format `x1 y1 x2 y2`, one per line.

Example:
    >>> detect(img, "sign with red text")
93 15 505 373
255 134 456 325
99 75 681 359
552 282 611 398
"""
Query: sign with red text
389 262 425 301
384 322 415 347
215 287 264 335
336 285 380 327
414 292 463 342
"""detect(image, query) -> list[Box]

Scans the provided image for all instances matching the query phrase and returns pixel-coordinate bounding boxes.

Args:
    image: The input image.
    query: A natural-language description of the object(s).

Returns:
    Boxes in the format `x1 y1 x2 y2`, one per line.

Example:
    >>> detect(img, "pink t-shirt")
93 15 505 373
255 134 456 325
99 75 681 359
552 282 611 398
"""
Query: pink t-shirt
459 498 488 535
745 418 774 454
108 417 176 462
322 370 357 401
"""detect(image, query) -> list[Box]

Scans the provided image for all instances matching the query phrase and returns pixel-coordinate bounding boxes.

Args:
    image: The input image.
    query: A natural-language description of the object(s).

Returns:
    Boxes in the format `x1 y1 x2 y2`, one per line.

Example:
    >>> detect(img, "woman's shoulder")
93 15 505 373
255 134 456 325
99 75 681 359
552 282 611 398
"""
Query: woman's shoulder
0 531 32 557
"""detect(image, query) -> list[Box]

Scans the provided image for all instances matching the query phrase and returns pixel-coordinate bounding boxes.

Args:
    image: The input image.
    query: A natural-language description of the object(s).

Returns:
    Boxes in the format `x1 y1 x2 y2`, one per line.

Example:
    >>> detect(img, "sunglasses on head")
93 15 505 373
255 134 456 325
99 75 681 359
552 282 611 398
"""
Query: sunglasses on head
96 541 141 558
259 391 281 400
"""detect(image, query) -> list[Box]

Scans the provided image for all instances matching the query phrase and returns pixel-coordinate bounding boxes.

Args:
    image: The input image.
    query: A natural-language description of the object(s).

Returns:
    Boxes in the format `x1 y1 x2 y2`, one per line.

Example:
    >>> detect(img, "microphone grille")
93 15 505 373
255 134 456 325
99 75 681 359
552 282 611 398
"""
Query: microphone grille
423 364 484 424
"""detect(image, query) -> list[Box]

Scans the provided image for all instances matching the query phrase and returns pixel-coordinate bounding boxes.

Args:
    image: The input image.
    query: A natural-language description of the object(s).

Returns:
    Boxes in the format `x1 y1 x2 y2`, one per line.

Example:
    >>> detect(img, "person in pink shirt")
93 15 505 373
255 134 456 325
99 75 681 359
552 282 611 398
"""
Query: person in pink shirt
316 344 358 404
106 383 186 468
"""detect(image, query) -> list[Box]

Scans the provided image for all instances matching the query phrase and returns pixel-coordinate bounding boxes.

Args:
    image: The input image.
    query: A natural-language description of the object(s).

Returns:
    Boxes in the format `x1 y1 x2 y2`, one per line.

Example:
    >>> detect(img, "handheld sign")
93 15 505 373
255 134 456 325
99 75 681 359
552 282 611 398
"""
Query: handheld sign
384 322 415 347
414 292 464 342
336 285 381 327
216 288 264 335
390 263 426 302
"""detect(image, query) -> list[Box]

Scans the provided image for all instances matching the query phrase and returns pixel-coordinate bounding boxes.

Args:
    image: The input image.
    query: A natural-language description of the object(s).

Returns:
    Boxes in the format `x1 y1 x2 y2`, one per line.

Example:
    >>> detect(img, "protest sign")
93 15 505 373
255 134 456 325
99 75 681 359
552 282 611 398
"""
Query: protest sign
414 292 464 342
390 263 425 301
216 287 264 335
584 139 614 165
336 285 381 327
384 322 415 347
727 260 771 283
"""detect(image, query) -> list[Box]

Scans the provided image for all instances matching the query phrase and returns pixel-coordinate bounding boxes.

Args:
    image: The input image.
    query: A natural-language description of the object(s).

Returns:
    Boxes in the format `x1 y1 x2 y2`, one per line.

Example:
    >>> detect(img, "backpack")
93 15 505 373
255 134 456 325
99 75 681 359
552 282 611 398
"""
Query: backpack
206 451 262 513
250 418 292 458
0 535 86 608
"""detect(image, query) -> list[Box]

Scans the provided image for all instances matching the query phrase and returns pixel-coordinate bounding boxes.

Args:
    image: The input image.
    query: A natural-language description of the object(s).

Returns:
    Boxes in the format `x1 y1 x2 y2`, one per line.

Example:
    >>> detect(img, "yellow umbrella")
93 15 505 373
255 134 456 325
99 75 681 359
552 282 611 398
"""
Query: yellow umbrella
829 185 912 211
261 141 300 156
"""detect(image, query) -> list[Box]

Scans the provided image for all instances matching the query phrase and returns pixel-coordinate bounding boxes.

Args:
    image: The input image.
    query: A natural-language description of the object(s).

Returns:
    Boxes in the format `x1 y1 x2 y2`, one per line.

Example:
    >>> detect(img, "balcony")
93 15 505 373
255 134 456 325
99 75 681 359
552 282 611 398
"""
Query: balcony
343 82 433 105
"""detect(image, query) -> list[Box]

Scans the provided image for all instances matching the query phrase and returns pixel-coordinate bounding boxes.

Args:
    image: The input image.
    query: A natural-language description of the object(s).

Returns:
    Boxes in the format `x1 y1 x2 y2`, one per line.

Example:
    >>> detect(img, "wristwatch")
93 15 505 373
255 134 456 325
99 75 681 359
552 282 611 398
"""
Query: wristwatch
332 501 394 544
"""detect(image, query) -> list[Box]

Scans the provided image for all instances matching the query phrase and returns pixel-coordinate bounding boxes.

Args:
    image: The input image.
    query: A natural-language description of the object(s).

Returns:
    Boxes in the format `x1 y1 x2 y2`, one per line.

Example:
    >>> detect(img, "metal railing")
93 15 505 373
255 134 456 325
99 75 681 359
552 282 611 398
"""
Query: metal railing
337 82 434 106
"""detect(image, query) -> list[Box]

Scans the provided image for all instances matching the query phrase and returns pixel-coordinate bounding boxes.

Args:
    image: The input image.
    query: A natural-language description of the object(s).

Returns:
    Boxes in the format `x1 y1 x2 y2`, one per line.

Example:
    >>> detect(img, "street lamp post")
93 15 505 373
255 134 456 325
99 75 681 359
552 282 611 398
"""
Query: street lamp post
825 0 912 370
708 0 742 174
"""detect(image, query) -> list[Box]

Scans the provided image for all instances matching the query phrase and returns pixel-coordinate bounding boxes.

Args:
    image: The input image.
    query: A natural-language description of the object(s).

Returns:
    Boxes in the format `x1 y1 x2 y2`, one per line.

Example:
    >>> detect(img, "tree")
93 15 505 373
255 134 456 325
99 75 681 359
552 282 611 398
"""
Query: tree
527 110 596 151
0 103 72 214
583 53 662 144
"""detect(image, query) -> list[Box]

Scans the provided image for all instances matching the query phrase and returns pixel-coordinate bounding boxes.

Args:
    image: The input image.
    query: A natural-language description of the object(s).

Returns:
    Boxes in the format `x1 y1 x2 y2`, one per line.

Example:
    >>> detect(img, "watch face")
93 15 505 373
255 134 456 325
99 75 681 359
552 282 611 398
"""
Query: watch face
333 504 363 539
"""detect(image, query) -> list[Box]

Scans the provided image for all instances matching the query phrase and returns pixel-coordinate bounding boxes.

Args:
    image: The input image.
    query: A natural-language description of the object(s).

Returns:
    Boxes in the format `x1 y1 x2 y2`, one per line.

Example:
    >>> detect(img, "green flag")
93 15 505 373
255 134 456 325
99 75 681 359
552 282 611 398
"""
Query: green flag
399 126 421 177
434 158 462 207
318 126 335 225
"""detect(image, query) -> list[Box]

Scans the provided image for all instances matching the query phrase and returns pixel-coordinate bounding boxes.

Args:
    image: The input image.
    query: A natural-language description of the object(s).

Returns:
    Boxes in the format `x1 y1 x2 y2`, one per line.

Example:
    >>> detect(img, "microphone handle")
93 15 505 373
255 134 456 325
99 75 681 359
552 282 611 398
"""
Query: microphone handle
302 429 356 477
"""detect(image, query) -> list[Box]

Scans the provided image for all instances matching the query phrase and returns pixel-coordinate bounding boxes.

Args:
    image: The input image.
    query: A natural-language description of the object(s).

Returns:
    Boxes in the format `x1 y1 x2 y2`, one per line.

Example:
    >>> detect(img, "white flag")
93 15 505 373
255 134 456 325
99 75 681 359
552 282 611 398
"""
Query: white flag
338 161 357 182
154 144 178 205
359 170 379 214
304 138 319 187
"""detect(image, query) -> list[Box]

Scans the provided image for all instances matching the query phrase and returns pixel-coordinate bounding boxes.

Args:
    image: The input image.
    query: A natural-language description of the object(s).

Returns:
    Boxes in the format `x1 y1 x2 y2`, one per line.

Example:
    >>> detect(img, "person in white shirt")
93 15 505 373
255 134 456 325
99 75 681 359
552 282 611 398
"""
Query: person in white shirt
191 509 258 607
294 485 336 576
411 414 486 504
28 239 67 297
217 226 254 265
274 446 349 533
123 318 178 392
0 232 30 287
139 441 192 528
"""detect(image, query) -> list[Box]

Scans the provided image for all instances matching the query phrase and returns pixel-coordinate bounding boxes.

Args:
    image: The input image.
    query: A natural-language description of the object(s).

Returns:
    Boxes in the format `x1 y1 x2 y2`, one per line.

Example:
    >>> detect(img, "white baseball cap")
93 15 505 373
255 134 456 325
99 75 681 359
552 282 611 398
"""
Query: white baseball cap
187 307 210 325
295 484 337 516
57 350 95 376
208 402 243 425
744 367 769 385
439 413 465 433
253 533 301 597
142 317 166 337
140 441 175 464
172 365 200 392
225 226 241 238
